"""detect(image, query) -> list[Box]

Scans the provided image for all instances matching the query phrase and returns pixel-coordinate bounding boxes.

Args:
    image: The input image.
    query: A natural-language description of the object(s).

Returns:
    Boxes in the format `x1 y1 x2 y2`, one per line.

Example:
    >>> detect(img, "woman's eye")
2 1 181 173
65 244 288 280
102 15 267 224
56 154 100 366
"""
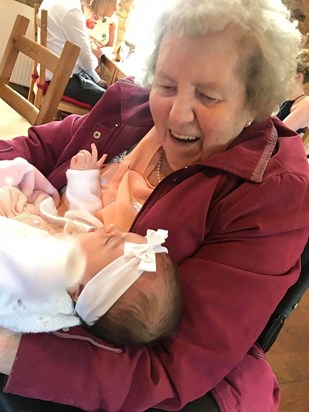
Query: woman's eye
196 91 219 104
158 84 176 93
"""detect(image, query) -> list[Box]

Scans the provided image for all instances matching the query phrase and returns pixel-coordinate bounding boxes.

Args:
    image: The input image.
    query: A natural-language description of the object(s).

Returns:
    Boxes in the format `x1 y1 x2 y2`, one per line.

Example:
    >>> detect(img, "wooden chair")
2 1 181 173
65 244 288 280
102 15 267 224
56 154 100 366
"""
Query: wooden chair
29 3 92 117
0 14 80 126
97 51 128 87
27 3 47 108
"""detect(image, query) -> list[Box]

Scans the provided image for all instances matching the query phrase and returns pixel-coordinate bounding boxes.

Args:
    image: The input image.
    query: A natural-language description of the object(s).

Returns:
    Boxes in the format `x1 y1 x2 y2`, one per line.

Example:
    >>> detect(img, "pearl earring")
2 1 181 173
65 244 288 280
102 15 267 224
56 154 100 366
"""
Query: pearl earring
245 120 252 128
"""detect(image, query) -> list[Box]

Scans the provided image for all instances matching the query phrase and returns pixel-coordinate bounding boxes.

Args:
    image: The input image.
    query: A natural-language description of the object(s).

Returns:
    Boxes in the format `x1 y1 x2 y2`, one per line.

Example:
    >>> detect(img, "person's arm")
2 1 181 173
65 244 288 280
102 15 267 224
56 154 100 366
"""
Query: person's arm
0 328 20 376
0 79 152 189
282 97 309 132
0 217 86 297
105 22 116 47
65 144 107 226
3 163 308 410
62 8 101 83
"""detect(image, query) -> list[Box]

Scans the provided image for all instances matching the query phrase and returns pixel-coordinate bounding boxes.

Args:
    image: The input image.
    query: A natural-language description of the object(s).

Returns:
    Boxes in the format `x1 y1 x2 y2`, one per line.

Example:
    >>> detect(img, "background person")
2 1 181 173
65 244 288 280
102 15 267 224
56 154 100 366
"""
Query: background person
83 0 118 58
0 0 308 411
276 48 309 135
40 0 107 106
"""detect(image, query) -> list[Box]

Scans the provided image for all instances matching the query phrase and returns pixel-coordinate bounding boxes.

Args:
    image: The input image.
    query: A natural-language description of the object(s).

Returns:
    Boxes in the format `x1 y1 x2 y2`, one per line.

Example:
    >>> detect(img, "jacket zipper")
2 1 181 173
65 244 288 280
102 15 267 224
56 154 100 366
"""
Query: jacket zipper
130 164 205 231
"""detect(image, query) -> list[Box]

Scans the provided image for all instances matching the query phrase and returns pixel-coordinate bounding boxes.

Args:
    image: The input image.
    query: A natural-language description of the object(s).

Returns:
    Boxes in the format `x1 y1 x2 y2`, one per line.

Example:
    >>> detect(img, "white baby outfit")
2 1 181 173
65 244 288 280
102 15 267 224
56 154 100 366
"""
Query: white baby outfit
0 218 168 333
0 217 85 333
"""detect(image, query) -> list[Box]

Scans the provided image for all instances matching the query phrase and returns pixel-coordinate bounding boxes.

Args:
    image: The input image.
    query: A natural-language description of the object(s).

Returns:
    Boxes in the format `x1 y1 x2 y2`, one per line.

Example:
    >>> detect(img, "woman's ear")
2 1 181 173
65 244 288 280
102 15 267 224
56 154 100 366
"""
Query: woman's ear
296 72 304 82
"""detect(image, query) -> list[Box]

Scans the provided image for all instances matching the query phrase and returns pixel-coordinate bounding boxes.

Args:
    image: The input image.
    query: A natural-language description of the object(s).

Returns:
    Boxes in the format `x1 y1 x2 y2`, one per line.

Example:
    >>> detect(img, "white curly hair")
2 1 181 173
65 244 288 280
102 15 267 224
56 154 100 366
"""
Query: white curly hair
142 0 303 121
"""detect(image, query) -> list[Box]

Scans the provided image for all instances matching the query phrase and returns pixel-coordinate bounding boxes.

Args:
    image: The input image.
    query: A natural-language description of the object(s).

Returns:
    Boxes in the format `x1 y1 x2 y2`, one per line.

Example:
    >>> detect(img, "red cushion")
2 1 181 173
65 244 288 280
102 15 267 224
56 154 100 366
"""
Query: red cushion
35 79 92 110
60 95 93 110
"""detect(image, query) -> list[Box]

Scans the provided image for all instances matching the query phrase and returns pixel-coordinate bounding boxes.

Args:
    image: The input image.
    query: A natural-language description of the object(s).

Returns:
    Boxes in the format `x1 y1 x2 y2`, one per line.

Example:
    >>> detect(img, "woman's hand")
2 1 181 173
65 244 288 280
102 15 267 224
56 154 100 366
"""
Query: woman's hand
0 327 21 375
92 46 103 60
97 79 108 88
70 144 107 170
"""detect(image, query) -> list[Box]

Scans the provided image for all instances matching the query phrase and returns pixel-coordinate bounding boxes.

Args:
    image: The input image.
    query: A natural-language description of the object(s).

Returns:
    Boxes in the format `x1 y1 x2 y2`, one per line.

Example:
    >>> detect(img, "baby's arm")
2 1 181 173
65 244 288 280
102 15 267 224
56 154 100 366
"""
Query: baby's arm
0 217 86 297
65 144 107 226
0 327 20 375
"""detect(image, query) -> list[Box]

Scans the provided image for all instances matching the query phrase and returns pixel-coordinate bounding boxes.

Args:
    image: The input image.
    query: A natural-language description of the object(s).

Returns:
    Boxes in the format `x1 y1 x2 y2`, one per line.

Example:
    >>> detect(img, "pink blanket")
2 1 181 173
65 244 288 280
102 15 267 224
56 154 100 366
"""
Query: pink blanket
0 157 61 232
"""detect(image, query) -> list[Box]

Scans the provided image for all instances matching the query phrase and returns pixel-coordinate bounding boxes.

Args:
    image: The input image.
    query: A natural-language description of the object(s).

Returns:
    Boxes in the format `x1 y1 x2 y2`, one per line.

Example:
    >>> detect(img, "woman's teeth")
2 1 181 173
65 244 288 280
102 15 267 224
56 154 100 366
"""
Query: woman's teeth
171 131 199 142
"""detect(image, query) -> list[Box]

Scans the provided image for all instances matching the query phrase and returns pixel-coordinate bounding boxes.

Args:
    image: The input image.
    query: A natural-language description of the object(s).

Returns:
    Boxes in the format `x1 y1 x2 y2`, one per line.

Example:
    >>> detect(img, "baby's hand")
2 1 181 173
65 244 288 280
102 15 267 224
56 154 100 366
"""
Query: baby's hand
70 143 107 170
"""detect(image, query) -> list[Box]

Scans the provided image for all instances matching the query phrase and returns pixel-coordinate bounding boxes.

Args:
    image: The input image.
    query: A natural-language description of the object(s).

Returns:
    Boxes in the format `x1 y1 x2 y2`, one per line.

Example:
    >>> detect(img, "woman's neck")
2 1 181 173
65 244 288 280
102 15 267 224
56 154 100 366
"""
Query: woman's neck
288 84 305 101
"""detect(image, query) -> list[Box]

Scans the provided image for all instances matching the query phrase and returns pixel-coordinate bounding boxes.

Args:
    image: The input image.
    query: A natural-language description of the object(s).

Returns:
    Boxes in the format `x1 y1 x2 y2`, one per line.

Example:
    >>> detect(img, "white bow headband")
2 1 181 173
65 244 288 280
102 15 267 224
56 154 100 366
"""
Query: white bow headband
75 229 168 326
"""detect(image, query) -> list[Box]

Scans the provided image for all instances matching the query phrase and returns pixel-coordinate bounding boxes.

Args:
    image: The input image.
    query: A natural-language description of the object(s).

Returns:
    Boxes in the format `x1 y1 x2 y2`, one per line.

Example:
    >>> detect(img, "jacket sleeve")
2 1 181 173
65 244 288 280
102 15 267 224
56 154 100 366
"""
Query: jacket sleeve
0 114 86 179
0 79 151 188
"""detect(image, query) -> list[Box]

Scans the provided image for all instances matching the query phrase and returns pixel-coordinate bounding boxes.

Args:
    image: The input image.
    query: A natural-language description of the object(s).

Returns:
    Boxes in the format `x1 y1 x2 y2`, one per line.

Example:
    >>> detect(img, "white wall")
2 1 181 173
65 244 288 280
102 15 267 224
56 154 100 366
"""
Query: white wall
0 0 34 86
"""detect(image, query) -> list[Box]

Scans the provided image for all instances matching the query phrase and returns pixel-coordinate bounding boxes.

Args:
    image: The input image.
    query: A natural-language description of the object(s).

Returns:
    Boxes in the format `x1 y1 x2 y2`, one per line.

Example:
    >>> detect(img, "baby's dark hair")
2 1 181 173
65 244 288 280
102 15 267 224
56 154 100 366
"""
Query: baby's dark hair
89 253 182 345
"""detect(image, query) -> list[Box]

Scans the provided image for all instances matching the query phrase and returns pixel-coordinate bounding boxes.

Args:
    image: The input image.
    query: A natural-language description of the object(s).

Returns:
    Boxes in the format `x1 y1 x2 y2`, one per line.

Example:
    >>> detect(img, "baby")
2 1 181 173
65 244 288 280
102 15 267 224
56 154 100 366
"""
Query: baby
0 221 181 346
0 145 182 345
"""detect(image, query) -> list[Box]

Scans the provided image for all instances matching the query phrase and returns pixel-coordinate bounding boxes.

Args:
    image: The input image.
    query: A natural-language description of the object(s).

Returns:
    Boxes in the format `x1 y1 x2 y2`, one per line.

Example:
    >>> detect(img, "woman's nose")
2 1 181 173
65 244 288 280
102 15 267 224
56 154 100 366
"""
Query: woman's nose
168 94 195 125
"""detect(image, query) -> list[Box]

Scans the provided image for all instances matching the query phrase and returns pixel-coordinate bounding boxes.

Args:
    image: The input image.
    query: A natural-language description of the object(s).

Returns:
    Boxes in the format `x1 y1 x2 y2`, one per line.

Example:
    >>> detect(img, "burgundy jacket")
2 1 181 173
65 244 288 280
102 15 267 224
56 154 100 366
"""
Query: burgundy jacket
2 79 309 412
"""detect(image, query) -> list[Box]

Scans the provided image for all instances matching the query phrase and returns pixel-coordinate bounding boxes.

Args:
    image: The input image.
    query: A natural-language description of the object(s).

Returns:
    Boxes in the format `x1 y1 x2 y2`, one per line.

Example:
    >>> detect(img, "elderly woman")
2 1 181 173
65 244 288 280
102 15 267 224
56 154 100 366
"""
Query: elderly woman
0 0 308 411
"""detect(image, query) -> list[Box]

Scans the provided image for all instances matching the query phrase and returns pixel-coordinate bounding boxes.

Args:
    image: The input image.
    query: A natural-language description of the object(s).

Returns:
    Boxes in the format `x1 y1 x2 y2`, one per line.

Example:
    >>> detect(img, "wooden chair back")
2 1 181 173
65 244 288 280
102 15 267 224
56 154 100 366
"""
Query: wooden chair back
99 55 126 86
30 3 91 116
0 14 80 125
28 3 47 107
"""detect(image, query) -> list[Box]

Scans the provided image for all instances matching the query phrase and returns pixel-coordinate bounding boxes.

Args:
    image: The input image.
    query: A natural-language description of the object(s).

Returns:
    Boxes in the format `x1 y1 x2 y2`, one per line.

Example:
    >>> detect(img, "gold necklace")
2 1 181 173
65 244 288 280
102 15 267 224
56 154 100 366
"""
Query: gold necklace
156 150 164 184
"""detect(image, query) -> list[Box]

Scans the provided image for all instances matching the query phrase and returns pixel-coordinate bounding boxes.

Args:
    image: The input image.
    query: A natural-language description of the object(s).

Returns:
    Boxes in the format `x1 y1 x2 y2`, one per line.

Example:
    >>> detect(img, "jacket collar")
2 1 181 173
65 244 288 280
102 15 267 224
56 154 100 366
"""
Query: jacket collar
199 117 281 183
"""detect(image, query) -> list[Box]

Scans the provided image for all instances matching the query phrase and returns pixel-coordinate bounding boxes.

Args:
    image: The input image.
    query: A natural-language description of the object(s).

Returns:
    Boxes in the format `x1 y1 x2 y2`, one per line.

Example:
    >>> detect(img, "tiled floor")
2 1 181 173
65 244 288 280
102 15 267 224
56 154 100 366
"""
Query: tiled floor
0 97 30 139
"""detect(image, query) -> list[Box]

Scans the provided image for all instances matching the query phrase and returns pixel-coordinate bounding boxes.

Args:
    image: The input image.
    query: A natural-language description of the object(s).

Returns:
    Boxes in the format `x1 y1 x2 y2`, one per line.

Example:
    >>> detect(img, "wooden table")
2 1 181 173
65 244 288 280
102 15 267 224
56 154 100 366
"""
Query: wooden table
99 53 130 86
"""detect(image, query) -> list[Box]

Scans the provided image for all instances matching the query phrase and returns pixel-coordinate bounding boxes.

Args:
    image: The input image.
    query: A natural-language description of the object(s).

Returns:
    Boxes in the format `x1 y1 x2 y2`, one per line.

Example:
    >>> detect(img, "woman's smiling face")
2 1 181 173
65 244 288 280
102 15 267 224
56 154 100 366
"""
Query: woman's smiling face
149 26 253 172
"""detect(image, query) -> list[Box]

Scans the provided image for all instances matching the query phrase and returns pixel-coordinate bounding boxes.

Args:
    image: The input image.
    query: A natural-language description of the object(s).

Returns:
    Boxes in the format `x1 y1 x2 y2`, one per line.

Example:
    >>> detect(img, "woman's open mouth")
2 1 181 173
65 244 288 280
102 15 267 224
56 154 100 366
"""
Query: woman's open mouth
170 130 200 144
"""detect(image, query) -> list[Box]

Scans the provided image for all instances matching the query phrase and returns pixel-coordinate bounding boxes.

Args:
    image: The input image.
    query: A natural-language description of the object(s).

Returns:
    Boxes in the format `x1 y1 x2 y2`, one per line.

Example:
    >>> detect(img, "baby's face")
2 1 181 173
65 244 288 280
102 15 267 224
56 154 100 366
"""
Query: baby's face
78 225 146 290
103 224 146 260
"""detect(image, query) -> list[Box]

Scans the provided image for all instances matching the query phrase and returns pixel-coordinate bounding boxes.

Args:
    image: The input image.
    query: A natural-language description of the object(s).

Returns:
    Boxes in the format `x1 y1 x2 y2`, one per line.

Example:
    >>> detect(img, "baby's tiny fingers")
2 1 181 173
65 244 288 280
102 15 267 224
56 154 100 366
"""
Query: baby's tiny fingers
91 143 98 162
78 149 91 157
97 153 107 167
70 155 79 169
